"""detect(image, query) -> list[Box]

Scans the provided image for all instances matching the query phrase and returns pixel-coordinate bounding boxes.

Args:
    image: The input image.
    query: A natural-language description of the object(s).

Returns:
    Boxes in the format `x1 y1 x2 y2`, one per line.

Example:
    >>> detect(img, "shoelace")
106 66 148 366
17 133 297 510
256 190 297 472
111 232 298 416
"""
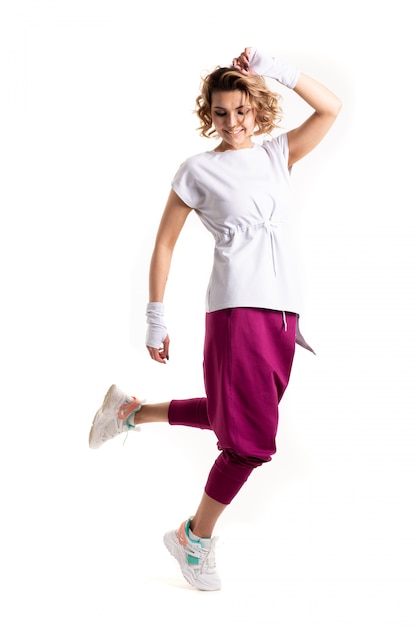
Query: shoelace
122 423 140 446
121 399 146 446
186 539 218 571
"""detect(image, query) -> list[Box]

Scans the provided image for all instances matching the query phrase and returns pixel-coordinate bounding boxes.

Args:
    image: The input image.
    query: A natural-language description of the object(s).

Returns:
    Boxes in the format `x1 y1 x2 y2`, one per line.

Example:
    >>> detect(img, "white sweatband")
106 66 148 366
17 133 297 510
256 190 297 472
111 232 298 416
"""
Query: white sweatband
249 48 300 89
145 302 167 349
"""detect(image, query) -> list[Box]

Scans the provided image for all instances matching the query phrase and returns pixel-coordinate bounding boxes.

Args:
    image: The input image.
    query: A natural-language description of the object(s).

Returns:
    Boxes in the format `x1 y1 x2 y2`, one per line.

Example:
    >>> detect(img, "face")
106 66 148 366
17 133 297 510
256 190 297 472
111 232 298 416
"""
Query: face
211 90 256 151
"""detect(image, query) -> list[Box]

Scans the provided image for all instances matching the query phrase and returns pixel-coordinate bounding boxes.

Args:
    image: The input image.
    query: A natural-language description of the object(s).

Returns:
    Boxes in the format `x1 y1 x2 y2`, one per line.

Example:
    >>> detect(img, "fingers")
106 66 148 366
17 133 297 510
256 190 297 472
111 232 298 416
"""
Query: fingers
232 48 252 74
232 56 248 72
147 346 168 363
162 335 170 360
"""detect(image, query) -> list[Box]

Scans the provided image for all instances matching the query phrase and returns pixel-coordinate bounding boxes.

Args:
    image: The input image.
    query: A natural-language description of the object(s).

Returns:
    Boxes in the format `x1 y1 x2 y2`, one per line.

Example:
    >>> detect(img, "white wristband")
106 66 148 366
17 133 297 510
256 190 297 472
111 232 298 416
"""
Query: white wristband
146 302 167 349
249 48 300 89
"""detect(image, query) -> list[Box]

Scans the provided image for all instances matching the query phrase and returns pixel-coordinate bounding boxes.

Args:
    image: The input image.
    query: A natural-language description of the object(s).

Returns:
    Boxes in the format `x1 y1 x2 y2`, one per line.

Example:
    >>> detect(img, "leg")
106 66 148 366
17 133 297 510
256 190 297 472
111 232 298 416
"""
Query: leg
135 397 212 428
203 308 296 461
190 492 227 539
133 402 169 424
89 388 208 449
196 308 297 520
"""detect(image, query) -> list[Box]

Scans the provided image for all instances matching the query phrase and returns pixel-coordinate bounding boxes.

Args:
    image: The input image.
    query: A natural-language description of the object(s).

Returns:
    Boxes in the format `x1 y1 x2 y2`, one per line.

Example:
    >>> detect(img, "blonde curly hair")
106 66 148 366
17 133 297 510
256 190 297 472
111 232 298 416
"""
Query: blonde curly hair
195 66 282 139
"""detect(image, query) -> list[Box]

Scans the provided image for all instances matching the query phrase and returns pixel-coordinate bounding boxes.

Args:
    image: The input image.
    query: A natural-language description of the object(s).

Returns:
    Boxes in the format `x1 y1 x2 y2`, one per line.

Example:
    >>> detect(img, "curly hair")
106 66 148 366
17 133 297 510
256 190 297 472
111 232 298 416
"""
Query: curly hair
195 66 283 139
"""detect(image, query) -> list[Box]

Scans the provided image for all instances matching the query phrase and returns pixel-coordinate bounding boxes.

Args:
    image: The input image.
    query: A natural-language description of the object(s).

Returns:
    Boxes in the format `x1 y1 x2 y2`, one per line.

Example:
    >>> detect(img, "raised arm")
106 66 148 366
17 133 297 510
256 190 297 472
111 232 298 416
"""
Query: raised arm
233 47 342 167
147 189 193 363
287 73 342 167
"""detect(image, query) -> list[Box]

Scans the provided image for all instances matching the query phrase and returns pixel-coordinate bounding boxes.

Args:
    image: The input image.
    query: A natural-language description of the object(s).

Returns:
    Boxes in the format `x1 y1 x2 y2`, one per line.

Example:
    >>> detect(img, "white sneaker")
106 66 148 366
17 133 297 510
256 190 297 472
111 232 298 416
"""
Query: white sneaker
163 519 221 591
89 384 142 449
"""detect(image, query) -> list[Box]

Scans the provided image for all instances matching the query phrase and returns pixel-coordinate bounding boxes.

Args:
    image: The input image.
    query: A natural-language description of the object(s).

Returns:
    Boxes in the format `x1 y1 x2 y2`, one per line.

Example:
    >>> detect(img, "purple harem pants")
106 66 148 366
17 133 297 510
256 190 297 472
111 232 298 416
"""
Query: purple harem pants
168 308 297 505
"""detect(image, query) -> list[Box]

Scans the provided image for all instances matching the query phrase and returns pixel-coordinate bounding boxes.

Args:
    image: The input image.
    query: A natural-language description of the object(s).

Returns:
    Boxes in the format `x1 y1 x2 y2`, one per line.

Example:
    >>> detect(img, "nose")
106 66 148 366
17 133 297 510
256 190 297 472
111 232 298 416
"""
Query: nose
225 112 238 128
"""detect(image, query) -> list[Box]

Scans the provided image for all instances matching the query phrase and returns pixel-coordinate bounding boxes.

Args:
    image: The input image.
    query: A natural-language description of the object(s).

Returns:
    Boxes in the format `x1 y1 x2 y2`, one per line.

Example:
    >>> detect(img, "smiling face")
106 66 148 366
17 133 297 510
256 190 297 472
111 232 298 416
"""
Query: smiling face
211 90 257 151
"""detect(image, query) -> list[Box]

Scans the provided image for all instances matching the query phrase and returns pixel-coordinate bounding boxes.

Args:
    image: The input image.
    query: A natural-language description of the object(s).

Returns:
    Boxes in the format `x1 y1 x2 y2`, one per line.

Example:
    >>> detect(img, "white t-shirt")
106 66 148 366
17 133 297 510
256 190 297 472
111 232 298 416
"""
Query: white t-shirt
172 132 305 309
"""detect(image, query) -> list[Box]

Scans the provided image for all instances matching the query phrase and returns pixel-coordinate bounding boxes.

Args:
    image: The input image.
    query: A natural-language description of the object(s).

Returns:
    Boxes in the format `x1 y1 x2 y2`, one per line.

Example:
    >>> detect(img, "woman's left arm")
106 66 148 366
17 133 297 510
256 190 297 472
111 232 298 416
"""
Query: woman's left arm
233 47 342 167
287 73 342 167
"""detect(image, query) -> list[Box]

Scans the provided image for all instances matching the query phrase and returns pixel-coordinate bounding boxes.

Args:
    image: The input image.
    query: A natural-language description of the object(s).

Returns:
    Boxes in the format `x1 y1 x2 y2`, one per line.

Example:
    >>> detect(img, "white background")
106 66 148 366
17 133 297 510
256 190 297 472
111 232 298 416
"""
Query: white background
1 2 416 625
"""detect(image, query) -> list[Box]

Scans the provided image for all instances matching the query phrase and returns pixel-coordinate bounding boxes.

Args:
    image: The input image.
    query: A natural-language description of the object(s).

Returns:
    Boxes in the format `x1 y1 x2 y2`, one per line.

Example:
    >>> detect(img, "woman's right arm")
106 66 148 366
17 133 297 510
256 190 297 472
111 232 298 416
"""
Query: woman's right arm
147 189 193 363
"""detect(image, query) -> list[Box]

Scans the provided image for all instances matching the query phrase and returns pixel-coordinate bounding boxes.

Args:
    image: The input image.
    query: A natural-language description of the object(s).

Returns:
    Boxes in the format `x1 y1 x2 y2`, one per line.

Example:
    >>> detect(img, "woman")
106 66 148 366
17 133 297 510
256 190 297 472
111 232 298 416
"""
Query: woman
89 46 342 591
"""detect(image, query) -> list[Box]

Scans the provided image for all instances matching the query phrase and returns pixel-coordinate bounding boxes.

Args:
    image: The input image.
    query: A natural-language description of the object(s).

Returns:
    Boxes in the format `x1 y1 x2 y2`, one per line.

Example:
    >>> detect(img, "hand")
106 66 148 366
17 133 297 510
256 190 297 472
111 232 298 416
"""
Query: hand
232 47 257 76
236 48 300 89
147 333 170 364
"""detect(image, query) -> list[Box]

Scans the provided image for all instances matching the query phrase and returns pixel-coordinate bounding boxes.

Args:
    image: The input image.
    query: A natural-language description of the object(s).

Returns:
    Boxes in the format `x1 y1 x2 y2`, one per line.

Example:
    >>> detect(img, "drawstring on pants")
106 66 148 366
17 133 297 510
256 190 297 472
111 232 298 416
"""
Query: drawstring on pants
282 311 288 332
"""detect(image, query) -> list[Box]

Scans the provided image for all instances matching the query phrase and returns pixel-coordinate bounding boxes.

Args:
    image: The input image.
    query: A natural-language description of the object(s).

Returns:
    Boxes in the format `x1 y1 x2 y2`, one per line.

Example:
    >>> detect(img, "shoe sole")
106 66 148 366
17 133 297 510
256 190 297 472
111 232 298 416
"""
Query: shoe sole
88 384 117 449
163 531 221 591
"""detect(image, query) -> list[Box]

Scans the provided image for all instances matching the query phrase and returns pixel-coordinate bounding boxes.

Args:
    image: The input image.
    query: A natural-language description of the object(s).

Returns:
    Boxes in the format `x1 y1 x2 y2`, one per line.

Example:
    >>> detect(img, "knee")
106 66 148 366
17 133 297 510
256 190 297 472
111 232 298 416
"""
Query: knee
224 448 271 470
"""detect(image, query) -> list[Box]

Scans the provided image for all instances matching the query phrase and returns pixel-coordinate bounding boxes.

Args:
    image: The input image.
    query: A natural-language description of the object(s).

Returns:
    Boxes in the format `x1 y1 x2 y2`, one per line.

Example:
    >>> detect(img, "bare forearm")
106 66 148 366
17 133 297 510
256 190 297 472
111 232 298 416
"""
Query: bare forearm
149 243 173 302
293 72 342 119
147 190 193 303
288 73 342 165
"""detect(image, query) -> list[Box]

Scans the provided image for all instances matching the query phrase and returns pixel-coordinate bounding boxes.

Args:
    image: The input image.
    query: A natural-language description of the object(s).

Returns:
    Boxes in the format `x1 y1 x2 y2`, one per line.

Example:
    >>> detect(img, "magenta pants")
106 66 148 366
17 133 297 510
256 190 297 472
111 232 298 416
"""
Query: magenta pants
168 308 296 505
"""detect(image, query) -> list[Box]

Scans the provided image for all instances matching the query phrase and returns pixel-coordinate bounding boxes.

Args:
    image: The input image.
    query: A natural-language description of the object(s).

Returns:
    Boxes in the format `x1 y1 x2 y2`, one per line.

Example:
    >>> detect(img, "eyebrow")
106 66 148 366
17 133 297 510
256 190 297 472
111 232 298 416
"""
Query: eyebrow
212 105 251 111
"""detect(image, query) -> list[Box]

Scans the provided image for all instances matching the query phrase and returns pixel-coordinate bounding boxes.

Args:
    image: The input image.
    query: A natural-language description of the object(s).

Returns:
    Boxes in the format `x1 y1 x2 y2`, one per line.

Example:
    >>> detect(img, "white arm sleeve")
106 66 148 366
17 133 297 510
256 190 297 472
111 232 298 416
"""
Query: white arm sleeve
145 302 167 348
249 48 300 89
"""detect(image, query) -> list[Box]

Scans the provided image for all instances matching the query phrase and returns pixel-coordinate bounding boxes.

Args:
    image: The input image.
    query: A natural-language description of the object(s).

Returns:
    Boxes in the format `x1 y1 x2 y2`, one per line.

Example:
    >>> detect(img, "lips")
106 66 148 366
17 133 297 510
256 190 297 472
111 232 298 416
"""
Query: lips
225 129 243 137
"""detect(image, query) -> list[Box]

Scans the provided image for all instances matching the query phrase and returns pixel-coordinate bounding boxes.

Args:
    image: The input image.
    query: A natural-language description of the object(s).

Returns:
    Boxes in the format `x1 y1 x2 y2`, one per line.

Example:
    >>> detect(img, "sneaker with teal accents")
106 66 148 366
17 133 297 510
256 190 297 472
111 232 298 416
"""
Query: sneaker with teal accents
163 519 221 591
89 384 142 449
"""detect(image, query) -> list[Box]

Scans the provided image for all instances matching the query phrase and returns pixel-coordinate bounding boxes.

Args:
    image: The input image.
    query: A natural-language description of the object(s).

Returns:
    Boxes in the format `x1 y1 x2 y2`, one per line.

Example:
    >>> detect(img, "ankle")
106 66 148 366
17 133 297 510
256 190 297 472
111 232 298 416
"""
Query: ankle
134 403 170 425
126 411 140 428
189 519 213 539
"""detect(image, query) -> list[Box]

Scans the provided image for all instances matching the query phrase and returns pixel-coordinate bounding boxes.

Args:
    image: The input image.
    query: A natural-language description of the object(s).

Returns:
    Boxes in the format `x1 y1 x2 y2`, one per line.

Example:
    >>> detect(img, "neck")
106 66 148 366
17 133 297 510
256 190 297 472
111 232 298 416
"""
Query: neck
215 140 254 153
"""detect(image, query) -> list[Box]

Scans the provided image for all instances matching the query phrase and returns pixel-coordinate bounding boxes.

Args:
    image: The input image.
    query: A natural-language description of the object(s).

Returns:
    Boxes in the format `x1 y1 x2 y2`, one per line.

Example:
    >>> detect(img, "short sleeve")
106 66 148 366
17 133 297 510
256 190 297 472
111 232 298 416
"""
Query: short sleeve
171 159 202 209
262 132 289 165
